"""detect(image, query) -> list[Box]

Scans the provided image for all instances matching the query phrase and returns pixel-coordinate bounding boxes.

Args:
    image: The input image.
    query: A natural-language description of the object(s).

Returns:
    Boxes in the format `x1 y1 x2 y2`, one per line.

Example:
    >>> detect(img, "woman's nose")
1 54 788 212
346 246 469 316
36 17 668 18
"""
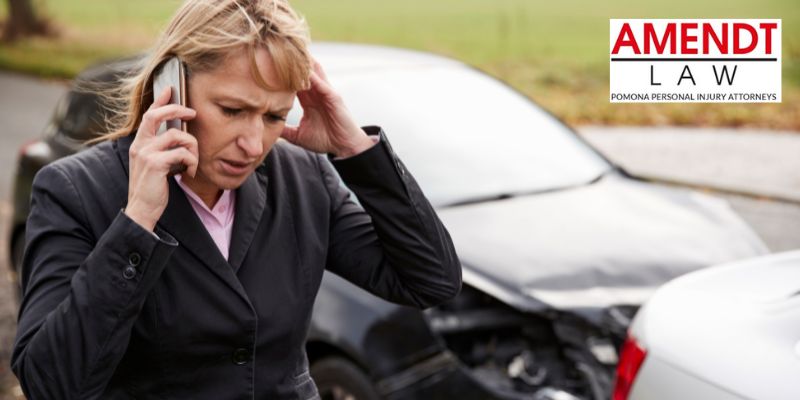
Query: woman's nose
237 117 264 158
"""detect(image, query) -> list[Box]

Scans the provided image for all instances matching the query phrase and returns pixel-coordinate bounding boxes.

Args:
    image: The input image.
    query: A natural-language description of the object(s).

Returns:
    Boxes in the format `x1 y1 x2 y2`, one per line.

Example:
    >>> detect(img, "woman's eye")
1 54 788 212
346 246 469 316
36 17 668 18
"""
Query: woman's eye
221 106 242 116
264 113 287 123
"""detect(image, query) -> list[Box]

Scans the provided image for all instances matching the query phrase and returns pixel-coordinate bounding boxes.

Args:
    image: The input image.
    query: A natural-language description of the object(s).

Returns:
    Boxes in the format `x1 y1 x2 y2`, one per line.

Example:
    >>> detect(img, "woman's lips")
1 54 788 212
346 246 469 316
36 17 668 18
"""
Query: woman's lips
220 159 251 175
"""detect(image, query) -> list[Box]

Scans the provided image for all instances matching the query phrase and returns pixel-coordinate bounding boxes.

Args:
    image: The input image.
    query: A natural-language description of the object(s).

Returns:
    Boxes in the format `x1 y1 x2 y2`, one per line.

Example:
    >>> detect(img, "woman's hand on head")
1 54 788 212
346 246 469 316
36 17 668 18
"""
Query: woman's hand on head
280 60 374 158
125 87 199 231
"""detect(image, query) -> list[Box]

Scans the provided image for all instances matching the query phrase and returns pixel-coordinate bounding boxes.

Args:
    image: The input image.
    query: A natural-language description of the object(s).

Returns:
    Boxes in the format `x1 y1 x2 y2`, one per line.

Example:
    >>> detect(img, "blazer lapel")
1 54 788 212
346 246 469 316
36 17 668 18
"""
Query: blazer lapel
113 134 254 302
228 170 268 272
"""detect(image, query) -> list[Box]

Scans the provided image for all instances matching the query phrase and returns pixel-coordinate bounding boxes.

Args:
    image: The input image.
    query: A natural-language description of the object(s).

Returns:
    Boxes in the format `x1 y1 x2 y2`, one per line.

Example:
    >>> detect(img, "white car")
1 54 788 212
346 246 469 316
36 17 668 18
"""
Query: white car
616 250 800 400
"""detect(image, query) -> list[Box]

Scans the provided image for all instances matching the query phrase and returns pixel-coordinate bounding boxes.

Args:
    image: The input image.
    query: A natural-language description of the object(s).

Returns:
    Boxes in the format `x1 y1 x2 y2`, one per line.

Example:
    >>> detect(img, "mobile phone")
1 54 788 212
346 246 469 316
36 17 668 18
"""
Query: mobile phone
153 57 187 134
152 57 188 174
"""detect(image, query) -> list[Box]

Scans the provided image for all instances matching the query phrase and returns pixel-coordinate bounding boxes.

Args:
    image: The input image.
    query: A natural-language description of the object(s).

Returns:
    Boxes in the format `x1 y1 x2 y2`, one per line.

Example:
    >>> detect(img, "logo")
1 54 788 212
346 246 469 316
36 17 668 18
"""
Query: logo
609 19 781 103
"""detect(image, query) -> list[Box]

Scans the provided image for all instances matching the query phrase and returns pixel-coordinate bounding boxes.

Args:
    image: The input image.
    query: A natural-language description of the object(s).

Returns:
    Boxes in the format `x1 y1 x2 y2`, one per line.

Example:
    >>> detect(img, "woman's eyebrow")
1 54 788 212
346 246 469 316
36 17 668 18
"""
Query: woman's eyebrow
214 95 292 113
214 95 261 109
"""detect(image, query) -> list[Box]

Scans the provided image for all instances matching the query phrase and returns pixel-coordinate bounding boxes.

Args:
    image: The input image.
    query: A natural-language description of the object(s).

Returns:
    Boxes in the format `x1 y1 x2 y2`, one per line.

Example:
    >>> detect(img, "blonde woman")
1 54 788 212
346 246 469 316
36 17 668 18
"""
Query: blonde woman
11 0 461 398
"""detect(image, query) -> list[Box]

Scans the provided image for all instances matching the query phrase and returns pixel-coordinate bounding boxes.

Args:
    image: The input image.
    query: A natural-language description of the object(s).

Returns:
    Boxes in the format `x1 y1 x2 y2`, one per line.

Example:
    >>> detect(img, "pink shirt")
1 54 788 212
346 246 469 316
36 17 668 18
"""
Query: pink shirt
171 136 378 261
174 175 236 261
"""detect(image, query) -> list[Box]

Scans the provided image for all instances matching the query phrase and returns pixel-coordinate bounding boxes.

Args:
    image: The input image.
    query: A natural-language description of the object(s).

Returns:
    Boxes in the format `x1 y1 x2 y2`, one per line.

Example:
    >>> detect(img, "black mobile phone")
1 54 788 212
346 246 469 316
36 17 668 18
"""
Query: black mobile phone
152 57 189 174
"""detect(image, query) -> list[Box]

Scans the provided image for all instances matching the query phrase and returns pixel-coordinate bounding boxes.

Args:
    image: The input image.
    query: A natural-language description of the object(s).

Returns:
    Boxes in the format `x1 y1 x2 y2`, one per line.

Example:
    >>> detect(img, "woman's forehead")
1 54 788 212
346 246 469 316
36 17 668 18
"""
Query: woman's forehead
194 47 295 106
210 47 280 87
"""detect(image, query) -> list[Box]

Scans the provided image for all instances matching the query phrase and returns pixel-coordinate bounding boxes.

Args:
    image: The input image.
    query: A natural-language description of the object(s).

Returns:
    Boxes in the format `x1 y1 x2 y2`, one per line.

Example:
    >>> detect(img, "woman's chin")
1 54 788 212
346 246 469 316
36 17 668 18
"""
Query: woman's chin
210 171 252 190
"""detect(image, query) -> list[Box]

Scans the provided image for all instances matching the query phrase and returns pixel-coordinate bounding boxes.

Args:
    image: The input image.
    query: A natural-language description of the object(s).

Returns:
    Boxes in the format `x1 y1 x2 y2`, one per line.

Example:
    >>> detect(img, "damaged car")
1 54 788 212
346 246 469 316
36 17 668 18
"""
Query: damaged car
9 43 768 400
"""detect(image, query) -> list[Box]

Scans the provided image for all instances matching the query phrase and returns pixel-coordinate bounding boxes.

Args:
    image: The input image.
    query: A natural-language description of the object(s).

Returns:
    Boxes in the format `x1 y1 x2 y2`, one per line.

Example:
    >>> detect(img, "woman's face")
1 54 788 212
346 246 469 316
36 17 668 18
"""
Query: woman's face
185 46 296 193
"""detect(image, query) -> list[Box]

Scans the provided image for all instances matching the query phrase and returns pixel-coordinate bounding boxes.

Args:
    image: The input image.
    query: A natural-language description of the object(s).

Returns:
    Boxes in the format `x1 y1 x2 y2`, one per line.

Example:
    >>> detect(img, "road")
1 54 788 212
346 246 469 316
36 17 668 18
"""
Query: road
0 71 798 398
579 126 800 252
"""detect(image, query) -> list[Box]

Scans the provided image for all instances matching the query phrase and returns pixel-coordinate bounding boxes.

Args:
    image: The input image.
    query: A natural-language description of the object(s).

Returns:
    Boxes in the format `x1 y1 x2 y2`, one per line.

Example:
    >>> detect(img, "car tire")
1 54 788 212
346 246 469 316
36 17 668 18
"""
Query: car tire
311 356 380 400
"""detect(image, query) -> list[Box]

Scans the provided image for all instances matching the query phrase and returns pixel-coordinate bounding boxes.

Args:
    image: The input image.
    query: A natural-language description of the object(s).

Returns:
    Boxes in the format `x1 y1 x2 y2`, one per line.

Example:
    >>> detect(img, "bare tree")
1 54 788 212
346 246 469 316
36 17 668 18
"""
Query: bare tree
2 0 55 42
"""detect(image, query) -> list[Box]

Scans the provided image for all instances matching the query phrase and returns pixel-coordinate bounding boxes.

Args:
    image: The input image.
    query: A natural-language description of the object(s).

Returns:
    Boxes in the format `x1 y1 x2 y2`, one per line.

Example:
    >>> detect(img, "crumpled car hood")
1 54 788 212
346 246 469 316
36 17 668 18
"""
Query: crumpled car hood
436 174 768 311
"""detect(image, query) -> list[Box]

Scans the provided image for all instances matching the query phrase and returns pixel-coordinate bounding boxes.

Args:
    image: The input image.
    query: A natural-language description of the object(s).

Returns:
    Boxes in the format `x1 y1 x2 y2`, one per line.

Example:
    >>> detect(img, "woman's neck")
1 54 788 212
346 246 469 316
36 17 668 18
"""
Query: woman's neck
180 174 223 209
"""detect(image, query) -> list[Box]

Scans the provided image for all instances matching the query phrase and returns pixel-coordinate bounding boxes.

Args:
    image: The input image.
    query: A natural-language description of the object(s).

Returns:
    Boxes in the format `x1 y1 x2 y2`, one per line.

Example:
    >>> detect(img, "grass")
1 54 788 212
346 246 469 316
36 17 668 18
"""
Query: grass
1 0 798 129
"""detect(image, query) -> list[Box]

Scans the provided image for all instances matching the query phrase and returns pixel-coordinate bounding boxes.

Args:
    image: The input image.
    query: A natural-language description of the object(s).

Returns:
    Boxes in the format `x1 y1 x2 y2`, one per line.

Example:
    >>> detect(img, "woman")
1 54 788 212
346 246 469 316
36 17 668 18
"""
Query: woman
11 0 461 398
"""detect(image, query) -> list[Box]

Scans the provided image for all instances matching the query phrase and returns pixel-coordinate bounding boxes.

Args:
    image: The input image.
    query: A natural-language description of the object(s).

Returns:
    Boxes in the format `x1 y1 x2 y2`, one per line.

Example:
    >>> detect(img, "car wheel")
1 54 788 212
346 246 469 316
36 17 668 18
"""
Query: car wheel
311 356 380 400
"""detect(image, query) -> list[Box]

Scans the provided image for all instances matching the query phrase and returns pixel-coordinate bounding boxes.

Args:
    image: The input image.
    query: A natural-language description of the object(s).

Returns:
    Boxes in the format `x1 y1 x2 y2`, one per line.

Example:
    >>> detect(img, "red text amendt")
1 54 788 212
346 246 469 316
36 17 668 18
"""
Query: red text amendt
612 22 778 56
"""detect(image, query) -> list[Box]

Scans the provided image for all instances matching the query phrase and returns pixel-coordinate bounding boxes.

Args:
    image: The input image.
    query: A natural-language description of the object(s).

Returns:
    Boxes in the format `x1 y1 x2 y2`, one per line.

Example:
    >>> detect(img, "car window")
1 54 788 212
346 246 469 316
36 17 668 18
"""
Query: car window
289 65 611 206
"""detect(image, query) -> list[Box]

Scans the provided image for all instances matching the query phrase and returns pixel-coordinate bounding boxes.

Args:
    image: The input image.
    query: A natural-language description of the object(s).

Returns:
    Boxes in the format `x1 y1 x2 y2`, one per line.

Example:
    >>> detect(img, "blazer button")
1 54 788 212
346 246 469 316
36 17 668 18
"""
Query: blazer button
122 266 137 280
128 252 142 267
232 348 250 365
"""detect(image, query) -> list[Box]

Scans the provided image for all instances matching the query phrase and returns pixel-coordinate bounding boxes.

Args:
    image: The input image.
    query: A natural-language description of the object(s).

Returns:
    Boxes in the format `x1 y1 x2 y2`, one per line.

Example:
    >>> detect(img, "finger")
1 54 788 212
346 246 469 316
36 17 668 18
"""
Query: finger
139 104 197 138
151 86 173 109
295 89 313 108
147 128 199 157
166 130 199 177
156 146 198 177
307 71 337 100
311 58 329 83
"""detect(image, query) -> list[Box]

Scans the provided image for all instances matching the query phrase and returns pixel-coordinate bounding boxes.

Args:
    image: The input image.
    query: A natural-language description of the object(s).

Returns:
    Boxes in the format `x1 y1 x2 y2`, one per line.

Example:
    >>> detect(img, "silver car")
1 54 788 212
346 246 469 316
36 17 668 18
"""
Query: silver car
618 250 800 400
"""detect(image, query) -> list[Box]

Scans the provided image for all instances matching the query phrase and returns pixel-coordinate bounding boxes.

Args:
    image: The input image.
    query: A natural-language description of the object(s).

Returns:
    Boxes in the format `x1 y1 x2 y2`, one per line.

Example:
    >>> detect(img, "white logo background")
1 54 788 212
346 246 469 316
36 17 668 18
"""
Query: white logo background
609 19 781 103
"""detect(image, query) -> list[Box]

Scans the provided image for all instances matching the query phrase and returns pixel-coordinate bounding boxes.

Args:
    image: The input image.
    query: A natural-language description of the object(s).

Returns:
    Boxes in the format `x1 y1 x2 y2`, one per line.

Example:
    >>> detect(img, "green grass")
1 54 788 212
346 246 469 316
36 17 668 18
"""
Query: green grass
1 0 798 129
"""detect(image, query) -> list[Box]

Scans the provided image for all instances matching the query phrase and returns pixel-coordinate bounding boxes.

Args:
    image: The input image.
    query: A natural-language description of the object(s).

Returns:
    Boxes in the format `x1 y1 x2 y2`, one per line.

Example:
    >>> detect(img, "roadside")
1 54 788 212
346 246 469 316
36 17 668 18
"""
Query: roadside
579 126 800 252
579 127 800 203
0 203 21 399
0 71 67 400
0 72 67 201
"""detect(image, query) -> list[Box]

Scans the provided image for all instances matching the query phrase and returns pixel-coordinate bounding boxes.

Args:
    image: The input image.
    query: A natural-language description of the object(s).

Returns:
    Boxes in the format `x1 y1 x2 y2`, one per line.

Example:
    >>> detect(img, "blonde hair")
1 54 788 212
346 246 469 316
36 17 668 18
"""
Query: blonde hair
91 0 311 143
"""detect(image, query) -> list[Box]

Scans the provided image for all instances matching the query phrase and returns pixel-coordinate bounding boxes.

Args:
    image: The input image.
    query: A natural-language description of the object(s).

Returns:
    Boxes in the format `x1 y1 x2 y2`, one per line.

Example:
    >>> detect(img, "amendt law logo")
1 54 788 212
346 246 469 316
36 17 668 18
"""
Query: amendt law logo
609 19 781 103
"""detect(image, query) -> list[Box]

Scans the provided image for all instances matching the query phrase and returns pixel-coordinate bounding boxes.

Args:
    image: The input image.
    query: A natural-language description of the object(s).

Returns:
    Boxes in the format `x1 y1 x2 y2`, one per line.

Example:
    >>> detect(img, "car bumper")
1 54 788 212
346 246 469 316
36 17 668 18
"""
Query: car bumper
629 355 746 400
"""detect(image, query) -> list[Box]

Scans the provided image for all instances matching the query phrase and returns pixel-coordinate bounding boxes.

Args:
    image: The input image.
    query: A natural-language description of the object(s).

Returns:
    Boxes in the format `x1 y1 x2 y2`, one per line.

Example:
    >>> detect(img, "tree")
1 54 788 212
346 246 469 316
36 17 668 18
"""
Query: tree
2 0 55 42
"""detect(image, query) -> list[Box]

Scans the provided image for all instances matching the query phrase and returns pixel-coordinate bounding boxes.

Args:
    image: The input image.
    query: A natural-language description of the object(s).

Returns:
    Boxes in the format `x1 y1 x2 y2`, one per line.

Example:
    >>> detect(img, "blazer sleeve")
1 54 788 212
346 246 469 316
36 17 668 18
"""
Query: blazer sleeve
319 126 462 309
11 162 178 399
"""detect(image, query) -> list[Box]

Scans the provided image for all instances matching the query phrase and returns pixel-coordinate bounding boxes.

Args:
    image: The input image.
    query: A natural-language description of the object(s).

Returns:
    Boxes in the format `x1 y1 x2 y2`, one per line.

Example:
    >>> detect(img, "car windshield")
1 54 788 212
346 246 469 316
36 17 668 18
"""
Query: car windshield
289 64 612 206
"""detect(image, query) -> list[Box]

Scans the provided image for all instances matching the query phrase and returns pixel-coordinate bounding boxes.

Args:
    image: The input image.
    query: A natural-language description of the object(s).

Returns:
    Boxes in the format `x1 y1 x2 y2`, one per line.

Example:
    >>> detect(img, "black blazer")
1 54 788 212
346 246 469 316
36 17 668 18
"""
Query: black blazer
12 127 461 399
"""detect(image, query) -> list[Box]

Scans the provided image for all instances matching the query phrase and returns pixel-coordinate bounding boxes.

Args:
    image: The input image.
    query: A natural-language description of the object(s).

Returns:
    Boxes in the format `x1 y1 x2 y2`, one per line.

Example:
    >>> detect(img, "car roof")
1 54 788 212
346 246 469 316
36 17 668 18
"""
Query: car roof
309 42 466 73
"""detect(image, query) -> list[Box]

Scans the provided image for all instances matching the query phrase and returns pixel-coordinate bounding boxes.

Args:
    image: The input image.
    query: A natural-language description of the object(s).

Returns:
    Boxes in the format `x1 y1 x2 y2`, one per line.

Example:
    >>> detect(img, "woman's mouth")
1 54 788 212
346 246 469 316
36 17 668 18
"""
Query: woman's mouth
220 159 251 175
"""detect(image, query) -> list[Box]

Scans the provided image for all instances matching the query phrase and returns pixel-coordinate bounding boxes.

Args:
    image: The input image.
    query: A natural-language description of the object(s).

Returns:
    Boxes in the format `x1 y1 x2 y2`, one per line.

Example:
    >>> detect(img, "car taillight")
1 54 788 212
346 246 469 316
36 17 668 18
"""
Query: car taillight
19 139 40 157
612 333 647 400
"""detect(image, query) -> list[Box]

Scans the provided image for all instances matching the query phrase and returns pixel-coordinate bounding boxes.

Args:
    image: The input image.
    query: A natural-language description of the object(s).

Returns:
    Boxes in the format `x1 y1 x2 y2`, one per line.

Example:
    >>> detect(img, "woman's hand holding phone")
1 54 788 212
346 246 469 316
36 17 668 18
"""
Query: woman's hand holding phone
124 87 199 232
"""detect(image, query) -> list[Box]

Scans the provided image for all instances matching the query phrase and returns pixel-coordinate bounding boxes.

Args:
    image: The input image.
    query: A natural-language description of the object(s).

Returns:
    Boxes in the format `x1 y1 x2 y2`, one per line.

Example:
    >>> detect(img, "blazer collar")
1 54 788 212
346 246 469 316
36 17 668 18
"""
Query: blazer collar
114 134 269 298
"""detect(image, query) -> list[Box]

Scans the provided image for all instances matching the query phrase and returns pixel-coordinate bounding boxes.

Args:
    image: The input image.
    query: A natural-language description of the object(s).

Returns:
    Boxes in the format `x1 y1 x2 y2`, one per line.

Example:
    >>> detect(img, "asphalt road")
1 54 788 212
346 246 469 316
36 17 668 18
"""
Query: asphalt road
0 71 797 398
579 126 800 253
579 126 800 203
